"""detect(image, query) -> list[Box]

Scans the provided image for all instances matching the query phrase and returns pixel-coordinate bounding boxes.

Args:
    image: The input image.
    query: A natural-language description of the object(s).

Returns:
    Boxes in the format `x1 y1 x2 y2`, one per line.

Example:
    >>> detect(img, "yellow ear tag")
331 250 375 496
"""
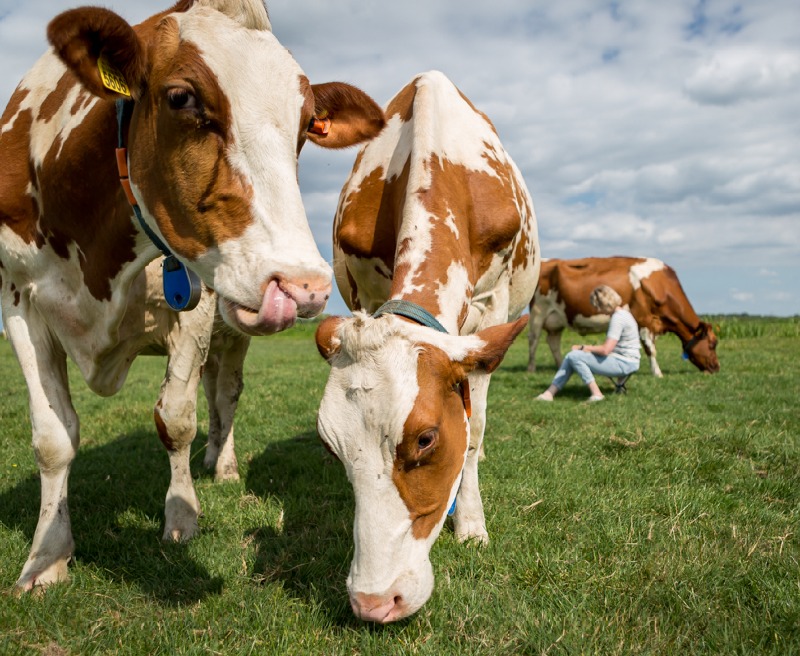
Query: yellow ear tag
98 56 131 97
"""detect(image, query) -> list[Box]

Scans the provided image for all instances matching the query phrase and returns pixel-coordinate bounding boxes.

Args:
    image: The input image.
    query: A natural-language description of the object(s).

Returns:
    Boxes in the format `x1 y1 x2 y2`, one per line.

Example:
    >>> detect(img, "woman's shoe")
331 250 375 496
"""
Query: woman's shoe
586 394 605 403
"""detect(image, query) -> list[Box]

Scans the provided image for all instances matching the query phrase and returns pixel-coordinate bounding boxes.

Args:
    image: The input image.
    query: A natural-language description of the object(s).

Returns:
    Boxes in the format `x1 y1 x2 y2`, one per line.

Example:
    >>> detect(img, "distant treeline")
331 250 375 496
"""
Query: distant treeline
702 314 800 339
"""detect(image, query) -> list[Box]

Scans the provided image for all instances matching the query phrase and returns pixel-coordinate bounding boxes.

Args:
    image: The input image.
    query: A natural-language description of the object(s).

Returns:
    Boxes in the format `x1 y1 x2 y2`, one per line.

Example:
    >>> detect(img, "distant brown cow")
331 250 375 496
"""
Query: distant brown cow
527 257 719 377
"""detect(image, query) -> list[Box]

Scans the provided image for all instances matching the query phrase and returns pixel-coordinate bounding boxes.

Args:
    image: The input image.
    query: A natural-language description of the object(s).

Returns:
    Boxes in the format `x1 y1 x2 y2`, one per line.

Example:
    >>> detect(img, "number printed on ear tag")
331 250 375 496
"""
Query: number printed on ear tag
98 56 131 97
162 255 202 311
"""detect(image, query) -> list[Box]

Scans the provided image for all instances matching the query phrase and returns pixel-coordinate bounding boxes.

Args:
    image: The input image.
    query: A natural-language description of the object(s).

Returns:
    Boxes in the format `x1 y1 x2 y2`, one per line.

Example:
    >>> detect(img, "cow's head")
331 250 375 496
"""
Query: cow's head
684 321 720 373
47 1 385 335
315 312 526 622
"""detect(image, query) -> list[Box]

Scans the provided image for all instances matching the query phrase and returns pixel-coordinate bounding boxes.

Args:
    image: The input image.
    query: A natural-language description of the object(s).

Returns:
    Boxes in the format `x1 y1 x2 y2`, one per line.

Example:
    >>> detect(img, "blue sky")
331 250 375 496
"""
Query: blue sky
1 0 798 317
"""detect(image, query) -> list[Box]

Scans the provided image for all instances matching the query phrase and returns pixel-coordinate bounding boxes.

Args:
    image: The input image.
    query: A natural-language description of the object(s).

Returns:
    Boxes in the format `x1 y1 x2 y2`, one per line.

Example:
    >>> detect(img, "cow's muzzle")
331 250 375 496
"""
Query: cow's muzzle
219 276 331 336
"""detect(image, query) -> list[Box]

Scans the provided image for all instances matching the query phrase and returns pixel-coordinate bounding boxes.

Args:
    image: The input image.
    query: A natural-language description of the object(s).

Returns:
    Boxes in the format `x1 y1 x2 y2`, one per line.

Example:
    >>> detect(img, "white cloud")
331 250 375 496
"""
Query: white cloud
730 289 755 303
684 48 800 105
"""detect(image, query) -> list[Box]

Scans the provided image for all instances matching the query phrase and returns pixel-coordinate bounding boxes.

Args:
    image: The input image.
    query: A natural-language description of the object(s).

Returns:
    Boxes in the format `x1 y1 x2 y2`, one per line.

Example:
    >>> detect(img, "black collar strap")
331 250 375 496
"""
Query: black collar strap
683 324 704 357
115 99 172 257
115 99 201 311
373 299 448 334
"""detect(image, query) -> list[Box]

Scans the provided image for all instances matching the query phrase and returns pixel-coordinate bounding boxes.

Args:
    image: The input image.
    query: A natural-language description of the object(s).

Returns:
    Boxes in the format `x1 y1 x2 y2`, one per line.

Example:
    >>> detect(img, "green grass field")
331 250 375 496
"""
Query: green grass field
0 317 798 655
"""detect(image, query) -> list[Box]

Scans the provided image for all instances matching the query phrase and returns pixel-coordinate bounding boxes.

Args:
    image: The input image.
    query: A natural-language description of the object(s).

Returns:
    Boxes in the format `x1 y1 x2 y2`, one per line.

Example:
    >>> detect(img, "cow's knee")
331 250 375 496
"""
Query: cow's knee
154 399 197 452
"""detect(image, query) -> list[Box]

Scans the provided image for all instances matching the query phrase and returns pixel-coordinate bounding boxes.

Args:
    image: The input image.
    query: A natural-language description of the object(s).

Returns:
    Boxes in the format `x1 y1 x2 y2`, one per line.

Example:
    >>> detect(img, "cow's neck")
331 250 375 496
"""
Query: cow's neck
661 298 702 345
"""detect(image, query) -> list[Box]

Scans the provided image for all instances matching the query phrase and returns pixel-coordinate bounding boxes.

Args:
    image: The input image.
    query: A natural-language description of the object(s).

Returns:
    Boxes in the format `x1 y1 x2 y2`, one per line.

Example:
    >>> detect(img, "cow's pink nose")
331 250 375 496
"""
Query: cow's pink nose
280 276 331 318
350 592 406 623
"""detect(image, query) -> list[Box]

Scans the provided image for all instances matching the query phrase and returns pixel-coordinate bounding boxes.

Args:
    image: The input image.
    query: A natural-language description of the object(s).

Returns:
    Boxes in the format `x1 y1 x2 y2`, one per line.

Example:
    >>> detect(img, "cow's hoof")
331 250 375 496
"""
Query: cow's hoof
455 523 489 546
214 455 240 482
214 468 240 483
15 558 71 594
202 452 219 470
163 523 199 543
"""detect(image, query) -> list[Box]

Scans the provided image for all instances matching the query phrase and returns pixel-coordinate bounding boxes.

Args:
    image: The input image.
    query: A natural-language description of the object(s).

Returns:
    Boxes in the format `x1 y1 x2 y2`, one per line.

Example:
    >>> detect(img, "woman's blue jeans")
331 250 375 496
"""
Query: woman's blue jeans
552 351 639 390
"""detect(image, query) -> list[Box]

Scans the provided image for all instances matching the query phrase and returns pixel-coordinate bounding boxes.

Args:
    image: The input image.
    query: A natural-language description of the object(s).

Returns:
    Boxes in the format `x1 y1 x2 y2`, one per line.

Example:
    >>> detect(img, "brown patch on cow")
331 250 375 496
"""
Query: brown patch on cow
1 86 29 123
337 161 406 272
35 98 138 300
0 93 40 243
129 35 253 260
154 404 175 451
69 88 94 116
391 154 520 319
386 78 419 123
38 74 78 124
392 347 468 539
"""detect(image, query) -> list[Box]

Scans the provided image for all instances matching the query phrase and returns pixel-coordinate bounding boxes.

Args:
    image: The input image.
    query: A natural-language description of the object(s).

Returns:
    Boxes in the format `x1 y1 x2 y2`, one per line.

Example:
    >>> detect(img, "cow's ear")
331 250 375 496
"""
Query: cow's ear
307 82 385 149
459 315 528 374
315 316 345 362
48 7 147 101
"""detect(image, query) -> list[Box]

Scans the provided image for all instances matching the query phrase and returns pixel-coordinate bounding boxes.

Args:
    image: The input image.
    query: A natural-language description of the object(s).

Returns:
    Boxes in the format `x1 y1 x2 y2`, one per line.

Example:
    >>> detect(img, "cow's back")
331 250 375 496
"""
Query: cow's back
335 70 538 332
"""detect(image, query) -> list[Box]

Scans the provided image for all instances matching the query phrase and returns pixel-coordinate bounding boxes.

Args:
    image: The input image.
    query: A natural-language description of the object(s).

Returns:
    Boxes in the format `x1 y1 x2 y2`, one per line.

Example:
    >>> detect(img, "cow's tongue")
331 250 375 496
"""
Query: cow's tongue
257 279 297 333
226 279 297 335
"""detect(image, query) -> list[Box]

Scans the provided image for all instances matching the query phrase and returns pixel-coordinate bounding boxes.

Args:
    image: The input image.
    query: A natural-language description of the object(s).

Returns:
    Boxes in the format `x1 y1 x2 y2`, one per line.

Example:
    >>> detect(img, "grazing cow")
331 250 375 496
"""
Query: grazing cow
315 71 540 622
0 0 384 591
527 257 720 377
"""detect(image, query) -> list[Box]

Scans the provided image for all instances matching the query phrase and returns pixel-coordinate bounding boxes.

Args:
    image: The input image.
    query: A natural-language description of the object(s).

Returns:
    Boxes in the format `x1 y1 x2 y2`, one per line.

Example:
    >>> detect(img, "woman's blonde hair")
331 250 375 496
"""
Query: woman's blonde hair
590 285 623 314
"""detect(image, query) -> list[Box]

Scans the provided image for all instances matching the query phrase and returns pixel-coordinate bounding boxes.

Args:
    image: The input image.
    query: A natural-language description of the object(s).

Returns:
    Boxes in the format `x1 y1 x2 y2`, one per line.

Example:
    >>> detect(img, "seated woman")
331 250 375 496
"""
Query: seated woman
536 285 640 402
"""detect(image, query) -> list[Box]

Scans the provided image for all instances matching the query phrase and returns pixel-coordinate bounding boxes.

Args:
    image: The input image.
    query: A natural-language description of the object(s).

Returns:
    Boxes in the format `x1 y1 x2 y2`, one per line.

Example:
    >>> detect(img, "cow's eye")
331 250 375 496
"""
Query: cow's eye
417 430 437 452
167 88 197 110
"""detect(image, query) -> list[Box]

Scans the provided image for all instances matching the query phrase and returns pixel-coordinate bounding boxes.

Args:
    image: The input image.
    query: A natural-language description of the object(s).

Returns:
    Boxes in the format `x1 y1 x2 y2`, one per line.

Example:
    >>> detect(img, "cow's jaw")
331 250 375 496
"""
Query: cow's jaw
346 470 441 623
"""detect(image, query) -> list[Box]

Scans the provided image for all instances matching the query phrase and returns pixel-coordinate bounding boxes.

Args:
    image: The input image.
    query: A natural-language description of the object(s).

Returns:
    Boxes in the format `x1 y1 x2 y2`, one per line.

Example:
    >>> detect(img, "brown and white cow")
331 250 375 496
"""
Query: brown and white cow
314 71 540 622
0 0 384 591
527 257 720 377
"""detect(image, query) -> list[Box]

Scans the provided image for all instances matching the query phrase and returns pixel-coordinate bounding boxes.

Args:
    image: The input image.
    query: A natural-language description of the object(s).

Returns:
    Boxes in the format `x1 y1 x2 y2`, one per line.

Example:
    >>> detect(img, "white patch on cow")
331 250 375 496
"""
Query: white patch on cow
629 257 665 290
572 312 611 333
18 55 98 165
341 114 408 199
0 55 61 136
168 6 330 308
411 71 506 183
443 208 459 238
436 261 471 333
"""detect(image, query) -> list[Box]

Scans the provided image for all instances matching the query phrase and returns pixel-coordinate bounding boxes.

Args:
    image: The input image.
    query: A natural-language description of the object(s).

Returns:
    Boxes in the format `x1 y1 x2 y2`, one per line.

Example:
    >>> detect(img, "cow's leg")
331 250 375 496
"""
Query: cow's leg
202 351 222 470
639 328 663 378
526 309 544 373
453 370 492 545
546 329 564 368
5 308 78 590
156 319 212 541
202 334 250 482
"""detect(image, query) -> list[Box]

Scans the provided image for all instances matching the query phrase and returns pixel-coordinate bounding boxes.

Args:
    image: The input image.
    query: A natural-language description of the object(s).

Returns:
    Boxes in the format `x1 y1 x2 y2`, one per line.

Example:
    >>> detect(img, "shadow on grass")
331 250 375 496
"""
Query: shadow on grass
0 428 223 604
244 431 368 627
